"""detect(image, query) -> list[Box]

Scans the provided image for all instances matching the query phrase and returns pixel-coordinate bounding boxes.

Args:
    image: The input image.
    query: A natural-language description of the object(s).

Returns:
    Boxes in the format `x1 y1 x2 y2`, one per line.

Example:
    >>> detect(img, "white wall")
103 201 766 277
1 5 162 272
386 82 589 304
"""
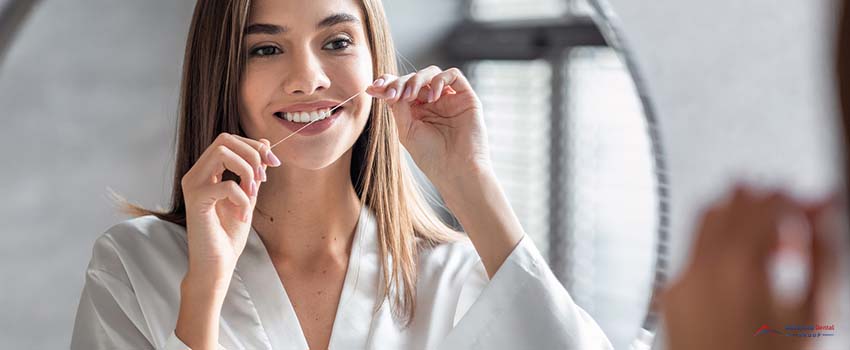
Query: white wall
607 0 844 348
0 1 193 347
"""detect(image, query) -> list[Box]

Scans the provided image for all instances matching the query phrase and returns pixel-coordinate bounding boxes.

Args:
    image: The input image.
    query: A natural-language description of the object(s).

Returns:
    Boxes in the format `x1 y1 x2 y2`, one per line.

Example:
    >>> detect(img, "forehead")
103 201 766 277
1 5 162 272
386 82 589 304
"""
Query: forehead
247 0 364 26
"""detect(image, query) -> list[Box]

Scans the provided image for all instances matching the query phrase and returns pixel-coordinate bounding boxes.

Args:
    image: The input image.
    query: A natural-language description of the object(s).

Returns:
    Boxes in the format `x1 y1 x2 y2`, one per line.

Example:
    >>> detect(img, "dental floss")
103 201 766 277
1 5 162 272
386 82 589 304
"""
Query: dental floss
269 49 423 149
269 89 366 150
269 50 424 149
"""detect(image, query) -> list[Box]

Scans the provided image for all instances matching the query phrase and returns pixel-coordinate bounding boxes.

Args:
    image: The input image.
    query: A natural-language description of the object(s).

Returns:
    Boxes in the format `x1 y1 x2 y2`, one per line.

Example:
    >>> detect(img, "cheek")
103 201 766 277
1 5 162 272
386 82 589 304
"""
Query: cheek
353 97 372 129
239 71 275 122
348 51 374 135
332 45 373 91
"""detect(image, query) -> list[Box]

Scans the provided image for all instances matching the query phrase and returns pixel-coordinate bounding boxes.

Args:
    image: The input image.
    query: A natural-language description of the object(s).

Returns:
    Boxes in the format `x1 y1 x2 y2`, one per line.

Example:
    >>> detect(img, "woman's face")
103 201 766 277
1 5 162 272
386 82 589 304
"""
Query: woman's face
239 0 373 170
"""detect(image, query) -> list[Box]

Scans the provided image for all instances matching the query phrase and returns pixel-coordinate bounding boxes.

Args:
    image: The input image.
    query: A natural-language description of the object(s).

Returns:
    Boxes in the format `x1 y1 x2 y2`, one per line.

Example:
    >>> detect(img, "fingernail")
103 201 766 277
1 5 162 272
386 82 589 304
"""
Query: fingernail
257 165 264 182
250 180 257 197
387 88 397 99
428 88 436 103
261 165 267 182
403 86 412 99
373 78 385 87
267 149 281 166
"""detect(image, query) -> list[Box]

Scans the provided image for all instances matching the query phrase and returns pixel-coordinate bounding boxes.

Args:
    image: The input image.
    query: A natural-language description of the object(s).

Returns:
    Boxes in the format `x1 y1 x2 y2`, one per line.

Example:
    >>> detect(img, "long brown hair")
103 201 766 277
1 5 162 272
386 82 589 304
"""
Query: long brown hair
840 0 850 208
122 0 462 326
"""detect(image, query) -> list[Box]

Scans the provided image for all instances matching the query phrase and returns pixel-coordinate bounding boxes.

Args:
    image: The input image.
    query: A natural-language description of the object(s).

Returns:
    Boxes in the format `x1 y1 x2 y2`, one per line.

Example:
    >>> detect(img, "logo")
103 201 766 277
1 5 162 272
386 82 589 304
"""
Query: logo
754 324 836 338
753 324 784 336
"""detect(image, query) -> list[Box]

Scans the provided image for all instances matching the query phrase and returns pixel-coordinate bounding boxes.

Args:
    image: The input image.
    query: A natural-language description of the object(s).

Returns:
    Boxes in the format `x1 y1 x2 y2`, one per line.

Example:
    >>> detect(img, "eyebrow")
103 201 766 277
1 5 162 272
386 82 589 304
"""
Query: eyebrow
245 13 360 35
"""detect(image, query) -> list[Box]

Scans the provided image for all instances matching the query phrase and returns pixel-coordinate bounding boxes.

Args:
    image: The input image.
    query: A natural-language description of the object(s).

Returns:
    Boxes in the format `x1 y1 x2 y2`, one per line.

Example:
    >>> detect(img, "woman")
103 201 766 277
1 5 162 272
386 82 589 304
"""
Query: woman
70 0 612 349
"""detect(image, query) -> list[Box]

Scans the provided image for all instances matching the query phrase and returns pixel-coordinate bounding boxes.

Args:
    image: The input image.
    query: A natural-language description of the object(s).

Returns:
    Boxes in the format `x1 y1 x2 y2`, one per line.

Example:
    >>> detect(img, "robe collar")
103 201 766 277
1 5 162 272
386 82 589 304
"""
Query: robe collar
237 204 382 350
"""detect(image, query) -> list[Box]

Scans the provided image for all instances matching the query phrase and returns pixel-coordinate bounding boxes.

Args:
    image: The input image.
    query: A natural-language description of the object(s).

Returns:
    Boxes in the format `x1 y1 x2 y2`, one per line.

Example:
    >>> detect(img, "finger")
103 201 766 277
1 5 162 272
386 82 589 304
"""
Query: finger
801 198 842 322
384 73 414 104
719 183 763 247
428 70 453 103
696 184 750 248
431 67 472 97
690 203 730 265
222 135 277 185
225 135 265 183
230 134 281 168
200 180 252 222
726 183 755 219
366 74 401 99
258 139 271 182
722 191 797 294
748 192 799 262
199 144 257 197
370 74 394 90
401 66 442 103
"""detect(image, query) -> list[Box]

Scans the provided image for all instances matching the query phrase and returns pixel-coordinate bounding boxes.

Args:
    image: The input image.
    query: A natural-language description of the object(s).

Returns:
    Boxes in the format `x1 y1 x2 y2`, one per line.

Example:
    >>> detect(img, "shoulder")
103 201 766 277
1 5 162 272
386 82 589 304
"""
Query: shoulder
78 216 189 343
416 236 483 281
86 215 189 280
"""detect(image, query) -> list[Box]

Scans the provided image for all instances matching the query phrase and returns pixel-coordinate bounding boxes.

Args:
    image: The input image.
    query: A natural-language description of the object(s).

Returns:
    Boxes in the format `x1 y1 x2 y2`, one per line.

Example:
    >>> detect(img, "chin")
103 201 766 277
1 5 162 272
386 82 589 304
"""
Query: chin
279 136 354 171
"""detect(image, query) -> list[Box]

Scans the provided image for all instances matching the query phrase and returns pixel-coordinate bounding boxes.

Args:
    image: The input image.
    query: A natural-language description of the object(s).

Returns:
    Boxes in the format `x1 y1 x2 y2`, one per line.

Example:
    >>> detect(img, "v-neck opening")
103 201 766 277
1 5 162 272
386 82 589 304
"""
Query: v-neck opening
237 204 378 350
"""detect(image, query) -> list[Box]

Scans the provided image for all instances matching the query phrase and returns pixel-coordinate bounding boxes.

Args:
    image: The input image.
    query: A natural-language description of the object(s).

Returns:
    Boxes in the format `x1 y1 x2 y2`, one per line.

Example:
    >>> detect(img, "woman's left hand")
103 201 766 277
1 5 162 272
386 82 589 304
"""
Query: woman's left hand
365 66 491 189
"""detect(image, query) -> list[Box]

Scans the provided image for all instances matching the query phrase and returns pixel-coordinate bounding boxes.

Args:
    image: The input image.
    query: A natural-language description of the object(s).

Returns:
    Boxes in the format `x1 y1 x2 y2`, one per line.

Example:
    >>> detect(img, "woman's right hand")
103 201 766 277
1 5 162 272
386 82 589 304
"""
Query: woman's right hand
180 132 281 285
661 186 843 350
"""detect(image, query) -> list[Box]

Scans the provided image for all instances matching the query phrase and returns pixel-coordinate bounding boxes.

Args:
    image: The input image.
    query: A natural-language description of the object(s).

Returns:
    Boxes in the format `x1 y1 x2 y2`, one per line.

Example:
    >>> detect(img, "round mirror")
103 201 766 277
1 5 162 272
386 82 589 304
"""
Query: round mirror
0 0 667 348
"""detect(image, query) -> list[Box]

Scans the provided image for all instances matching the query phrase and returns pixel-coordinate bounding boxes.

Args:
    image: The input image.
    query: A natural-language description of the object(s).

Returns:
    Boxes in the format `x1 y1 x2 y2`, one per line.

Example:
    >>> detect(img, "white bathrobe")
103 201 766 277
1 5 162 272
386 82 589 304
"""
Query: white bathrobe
71 205 613 349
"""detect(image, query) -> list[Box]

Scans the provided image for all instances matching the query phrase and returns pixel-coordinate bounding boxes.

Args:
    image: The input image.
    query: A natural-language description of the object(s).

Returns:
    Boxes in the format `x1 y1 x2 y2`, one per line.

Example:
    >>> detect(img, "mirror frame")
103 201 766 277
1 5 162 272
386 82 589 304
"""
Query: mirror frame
586 0 670 347
0 0 39 68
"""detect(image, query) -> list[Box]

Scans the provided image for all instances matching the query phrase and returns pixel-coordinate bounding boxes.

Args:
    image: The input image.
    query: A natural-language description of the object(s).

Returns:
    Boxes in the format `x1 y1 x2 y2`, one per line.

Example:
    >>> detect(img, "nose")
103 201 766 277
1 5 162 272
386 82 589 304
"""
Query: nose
281 49 331 96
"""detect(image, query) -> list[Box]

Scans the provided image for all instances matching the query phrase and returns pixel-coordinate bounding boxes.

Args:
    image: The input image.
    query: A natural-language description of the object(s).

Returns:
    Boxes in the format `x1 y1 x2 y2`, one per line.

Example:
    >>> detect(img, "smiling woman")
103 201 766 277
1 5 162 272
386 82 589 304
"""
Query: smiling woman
69 0 613 349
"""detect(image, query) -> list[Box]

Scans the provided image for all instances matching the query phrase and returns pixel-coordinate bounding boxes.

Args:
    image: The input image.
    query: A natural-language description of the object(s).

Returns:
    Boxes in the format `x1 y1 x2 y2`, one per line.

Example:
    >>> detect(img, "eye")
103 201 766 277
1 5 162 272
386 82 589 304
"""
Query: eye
323 37 353 51
249 45 282 57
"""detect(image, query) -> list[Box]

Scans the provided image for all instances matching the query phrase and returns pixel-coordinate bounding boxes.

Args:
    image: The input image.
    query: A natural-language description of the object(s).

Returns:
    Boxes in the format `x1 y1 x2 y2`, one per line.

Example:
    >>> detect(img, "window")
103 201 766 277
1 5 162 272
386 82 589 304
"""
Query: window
562 47 656 346
471 0 568 21
468 60 553 258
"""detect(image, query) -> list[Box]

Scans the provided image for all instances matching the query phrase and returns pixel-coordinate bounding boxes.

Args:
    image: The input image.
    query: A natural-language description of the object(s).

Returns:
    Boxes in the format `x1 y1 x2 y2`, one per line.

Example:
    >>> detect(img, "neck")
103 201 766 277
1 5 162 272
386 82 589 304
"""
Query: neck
251 150 361 264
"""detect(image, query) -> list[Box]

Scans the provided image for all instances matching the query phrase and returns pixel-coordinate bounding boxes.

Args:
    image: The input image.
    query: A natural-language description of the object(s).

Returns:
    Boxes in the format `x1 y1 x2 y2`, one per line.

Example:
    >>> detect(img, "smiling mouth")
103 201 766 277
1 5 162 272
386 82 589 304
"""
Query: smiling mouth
273 107 344 123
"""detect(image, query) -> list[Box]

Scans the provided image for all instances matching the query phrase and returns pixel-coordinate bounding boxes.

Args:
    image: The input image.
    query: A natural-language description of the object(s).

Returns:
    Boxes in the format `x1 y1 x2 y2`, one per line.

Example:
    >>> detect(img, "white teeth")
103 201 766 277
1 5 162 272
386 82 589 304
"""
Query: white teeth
281 108 334 123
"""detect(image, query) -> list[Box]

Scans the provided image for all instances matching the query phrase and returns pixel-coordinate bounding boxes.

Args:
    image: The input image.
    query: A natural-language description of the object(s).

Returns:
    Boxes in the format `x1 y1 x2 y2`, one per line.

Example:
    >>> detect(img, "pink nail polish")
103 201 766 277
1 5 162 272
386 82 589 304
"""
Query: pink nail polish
267 149 281 166
387 88 397 99
250 180 257 197
373 78 385 87
261 166 268 182
403 86 412 99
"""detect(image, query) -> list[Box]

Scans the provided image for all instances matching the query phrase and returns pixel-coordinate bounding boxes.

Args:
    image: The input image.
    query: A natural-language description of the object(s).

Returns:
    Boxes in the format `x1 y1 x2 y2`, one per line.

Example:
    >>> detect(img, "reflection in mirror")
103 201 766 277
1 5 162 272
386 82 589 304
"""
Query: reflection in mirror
445 0 667 348
0 0 667 348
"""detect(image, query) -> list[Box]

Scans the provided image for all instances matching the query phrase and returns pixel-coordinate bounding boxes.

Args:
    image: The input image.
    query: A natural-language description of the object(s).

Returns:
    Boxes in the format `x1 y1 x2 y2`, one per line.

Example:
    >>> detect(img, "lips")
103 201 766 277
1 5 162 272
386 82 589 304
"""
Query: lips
272 100 345 123
273 106 344 136
274 107 342 123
